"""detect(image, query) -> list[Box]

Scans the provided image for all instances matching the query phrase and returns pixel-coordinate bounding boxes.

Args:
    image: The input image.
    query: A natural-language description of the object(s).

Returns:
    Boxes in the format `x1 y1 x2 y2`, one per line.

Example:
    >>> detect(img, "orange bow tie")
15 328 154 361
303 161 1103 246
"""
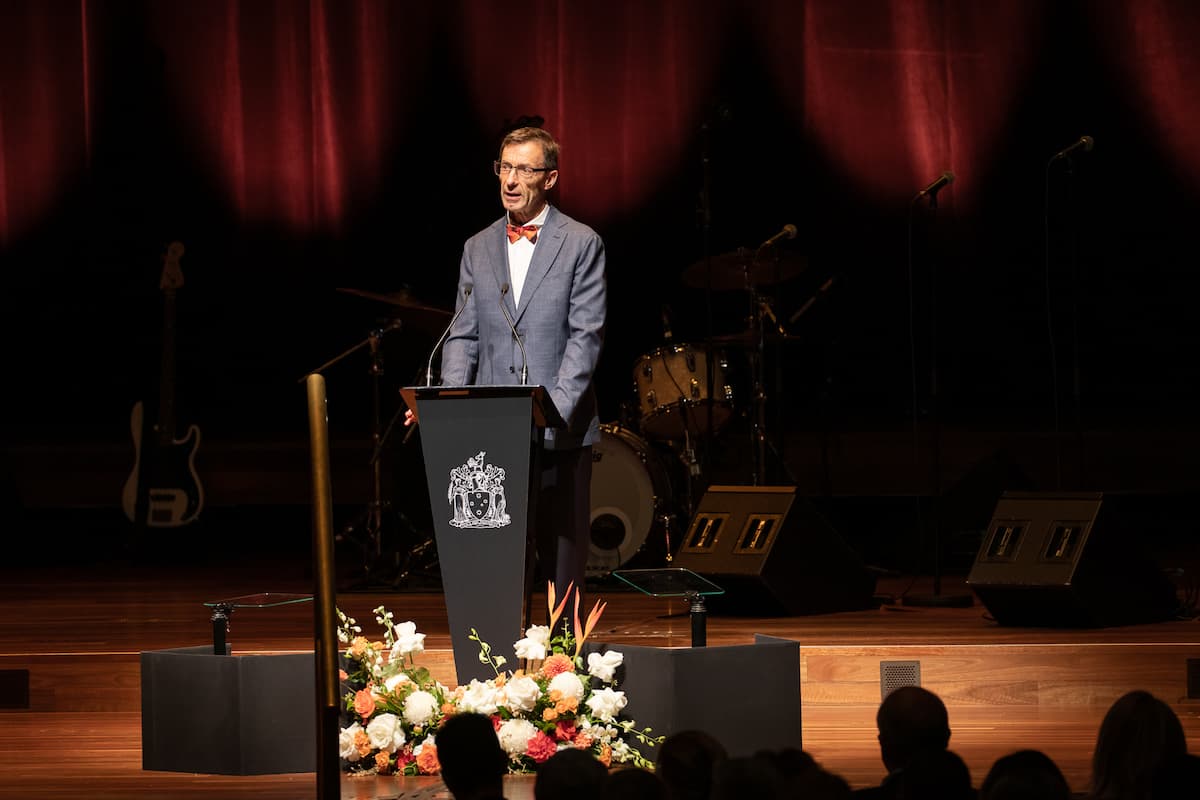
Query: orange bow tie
506 223 539 244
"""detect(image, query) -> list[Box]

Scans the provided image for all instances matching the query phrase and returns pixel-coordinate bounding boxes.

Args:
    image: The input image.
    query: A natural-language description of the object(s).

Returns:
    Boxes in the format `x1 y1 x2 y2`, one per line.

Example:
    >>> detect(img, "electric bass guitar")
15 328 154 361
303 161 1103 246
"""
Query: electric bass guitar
121 241 204 527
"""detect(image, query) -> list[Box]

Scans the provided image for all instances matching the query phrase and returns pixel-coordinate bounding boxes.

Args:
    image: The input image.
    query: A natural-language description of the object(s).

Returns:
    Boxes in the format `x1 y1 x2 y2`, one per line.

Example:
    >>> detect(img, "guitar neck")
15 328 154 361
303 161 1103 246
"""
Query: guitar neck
156 288 177 445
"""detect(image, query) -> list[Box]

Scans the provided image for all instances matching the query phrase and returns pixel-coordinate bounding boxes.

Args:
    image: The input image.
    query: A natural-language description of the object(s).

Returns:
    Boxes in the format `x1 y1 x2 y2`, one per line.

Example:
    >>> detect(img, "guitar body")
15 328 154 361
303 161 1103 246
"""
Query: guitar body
122 241 204 528
122 401 204 527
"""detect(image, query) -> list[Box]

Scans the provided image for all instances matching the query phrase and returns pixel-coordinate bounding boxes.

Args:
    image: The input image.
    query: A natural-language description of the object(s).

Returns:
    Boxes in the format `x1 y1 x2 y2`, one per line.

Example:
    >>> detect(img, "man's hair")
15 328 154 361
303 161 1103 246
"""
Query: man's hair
436 712 507 798
876 686 951 772
500 126 560 171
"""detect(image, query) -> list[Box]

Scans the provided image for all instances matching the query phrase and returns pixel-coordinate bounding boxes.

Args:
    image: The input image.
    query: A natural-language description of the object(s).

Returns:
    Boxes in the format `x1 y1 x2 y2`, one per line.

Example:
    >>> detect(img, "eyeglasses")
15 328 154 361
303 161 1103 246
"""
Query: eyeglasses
494 160 550 179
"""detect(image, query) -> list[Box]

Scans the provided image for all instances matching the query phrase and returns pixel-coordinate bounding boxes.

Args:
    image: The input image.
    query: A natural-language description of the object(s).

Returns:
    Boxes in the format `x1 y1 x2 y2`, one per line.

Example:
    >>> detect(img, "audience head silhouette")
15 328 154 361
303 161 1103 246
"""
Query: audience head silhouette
437 712 508 800
895 749 973 800
535 747 607 800
655 729 728 800
980 750 1069 800
1090 690 1186 800
603 766 667 800
876 686 952 773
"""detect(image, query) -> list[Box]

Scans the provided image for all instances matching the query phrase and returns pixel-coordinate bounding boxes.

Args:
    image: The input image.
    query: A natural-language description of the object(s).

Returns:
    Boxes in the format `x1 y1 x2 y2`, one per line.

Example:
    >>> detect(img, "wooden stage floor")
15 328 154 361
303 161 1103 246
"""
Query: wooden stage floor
2 554 1198 799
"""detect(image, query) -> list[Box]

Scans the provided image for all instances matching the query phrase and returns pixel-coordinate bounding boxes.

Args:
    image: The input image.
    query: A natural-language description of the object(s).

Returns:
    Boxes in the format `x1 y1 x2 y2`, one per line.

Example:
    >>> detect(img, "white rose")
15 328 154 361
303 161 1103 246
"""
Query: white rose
585 687 627 722
496 718 538 757
403 689 439 727
513 636 546 661
586 650 624 683
502 675 541 713
366 712 406 753
390 621 426 659
384 672 411 693
339 722 363 761
548 671 585 704
457 678 500 715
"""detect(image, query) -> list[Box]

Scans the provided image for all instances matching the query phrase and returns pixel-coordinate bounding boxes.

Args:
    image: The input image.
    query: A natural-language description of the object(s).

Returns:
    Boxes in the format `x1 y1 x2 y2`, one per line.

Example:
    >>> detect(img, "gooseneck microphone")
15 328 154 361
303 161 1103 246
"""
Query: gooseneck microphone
499 284 529 385
759 223 798 250
425 284 473 386
1051 135 1094 161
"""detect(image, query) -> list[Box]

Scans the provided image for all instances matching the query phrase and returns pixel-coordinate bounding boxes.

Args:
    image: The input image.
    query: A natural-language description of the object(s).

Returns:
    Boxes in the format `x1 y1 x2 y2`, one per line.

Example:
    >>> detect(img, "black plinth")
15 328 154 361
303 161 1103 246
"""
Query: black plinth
594 634 801 759
141 646 316 775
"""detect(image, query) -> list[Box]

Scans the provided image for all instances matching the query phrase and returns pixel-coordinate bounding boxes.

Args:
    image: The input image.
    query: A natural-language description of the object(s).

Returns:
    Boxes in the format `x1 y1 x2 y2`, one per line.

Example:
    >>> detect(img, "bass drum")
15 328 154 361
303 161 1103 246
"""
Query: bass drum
588 424 679 576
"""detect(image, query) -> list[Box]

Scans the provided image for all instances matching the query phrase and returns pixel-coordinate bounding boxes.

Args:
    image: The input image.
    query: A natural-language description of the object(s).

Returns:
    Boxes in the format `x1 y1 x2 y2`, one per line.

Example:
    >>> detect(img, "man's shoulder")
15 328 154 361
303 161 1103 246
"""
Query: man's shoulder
546 206 600 239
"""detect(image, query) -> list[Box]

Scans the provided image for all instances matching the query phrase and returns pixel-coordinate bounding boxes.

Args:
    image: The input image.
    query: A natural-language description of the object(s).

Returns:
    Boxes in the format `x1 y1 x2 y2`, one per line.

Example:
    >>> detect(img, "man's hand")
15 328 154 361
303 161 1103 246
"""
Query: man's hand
404 408 418 427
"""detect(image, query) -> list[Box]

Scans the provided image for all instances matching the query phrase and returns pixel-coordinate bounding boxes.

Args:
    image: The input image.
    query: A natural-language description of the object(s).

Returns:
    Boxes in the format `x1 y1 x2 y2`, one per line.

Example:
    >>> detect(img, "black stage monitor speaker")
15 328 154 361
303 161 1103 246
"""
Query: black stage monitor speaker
672 486 877 615
966 492 1178 627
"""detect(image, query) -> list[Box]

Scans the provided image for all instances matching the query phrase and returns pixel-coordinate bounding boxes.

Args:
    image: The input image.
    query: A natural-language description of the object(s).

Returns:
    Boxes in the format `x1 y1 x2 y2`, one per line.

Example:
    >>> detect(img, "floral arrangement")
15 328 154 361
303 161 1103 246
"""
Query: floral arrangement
336 582 662 776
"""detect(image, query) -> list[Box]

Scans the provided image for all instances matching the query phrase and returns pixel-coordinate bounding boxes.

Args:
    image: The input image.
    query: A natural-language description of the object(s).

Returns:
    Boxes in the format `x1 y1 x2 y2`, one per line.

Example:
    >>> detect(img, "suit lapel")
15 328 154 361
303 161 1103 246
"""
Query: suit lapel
485 219 518 318
515 206 566 324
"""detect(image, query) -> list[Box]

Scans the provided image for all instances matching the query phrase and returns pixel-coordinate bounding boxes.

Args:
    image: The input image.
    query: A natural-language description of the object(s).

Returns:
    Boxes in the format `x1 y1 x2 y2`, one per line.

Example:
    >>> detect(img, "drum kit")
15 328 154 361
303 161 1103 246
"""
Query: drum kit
332 240 813 584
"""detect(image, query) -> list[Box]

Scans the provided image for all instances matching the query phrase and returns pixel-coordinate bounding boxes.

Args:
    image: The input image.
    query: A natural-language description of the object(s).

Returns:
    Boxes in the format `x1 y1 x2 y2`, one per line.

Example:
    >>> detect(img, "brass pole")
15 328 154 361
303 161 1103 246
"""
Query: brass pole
307 373 340 798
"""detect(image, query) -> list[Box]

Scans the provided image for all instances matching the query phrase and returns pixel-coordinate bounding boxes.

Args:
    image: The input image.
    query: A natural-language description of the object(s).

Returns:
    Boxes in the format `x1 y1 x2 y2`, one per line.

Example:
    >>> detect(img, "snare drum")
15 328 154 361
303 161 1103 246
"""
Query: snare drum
633 343 733 440
588 425 679 576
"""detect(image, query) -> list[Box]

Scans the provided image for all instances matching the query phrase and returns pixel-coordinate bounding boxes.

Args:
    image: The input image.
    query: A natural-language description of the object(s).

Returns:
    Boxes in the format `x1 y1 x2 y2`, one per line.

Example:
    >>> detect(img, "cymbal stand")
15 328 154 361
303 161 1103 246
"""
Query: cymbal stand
742 270 795 487
303 320 418 589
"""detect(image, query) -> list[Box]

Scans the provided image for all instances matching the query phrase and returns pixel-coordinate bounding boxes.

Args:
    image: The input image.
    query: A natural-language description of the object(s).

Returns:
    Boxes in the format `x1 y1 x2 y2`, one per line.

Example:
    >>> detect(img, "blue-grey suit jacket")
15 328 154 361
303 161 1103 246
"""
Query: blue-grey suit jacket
440 205 606 449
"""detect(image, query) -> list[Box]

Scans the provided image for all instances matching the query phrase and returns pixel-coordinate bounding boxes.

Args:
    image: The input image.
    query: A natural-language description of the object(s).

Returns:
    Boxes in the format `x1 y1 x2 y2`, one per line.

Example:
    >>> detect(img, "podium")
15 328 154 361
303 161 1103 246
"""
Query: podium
401 385 565 685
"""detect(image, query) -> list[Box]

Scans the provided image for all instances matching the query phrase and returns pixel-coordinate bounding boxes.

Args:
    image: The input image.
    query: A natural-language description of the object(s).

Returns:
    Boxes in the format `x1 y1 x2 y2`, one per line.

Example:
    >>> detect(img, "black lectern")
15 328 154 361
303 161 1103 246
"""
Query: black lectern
401 385 565 685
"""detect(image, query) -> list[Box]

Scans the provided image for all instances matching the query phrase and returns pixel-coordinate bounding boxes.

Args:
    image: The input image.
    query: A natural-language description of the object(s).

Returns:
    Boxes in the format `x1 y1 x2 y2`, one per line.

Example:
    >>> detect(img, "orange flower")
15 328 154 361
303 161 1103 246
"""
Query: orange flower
338 669 348 681
555 696 578 714
573 732 593 749
494 673 507 688
374 750 391 773
542 707 559 722
416 744 440 775
350 636 370 658
598 744 612 767
354 688 376 719
440 702 457 716
542 653 574 678
354 729 372 758
548 580 574 632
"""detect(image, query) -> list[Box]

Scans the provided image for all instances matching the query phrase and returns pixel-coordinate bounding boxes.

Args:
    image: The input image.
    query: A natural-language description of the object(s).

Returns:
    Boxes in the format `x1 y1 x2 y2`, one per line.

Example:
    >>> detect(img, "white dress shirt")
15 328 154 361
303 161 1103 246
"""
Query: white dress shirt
507 204 549 307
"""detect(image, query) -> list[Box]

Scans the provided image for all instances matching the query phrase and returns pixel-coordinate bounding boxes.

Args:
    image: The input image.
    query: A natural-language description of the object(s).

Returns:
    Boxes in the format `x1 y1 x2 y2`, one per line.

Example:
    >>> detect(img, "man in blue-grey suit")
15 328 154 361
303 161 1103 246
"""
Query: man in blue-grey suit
411 126 606 611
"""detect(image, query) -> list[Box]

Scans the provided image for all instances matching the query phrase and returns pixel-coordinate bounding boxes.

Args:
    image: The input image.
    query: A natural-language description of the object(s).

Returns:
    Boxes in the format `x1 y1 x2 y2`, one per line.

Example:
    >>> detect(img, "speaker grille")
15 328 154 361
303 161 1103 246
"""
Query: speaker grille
880 660 921 699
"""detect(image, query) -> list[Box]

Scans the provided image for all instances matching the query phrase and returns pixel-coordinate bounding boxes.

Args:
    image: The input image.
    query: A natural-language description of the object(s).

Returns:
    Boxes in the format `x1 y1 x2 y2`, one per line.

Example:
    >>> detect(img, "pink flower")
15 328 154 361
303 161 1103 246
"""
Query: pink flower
526 730 558 763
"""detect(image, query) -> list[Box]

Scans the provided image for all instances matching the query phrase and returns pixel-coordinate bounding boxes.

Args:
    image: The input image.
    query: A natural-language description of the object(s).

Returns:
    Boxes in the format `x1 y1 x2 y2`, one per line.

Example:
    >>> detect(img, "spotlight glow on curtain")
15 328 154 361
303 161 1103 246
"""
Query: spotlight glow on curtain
455 0 730 224
0 0 93 245
757 0 1043 205
149 0 428 232
1094 0 1200 187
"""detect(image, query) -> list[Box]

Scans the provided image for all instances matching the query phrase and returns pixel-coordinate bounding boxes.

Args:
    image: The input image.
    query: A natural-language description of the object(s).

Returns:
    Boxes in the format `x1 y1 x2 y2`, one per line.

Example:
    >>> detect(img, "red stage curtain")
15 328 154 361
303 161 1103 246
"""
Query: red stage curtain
1092 0 1200 187
147 0 430 233
0 0 94 245
454 0 731 225
755 0 1044 205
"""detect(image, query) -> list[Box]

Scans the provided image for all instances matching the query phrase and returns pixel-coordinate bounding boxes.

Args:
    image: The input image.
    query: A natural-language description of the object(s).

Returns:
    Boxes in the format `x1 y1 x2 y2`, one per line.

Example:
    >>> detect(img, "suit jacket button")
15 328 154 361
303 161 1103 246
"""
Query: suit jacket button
509 366 515 373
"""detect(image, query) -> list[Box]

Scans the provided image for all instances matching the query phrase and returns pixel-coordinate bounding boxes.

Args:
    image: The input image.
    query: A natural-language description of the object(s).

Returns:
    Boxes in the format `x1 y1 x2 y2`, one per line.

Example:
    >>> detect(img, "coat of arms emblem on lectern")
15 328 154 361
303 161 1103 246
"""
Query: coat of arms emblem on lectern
447 451 511 529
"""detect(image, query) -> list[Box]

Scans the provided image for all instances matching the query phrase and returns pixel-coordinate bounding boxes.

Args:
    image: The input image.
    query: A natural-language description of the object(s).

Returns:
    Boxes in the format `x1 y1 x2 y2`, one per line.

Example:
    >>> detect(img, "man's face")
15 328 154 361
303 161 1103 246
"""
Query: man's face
498 141 558 224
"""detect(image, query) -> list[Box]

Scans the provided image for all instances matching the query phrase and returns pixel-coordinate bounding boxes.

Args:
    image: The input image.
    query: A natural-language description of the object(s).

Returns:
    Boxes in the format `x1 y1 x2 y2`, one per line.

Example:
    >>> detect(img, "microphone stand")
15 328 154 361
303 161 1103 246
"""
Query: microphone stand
902 188 972 608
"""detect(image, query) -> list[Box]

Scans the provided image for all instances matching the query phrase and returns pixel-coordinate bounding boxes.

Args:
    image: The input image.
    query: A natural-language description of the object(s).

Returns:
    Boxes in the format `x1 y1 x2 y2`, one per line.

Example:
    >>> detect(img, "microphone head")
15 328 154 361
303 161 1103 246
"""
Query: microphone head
942 170 956 184
1080 135 1094 152
783 223 798 239
500 283 510 295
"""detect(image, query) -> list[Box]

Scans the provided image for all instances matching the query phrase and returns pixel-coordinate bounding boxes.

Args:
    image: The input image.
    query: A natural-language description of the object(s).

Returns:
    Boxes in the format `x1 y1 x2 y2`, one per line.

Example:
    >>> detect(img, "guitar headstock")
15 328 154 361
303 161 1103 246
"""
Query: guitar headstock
159 241 186 292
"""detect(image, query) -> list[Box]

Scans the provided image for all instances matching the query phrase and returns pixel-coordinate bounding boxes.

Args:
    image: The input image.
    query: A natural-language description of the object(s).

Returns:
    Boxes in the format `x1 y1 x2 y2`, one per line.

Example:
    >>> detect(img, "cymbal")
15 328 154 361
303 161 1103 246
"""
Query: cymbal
709 329 803 347
336 287 451 330
682 249 807 290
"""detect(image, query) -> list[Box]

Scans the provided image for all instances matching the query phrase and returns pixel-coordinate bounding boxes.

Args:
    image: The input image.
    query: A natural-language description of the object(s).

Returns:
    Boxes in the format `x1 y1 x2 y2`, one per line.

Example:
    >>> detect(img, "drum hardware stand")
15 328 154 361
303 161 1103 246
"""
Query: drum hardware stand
302 321 425 591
